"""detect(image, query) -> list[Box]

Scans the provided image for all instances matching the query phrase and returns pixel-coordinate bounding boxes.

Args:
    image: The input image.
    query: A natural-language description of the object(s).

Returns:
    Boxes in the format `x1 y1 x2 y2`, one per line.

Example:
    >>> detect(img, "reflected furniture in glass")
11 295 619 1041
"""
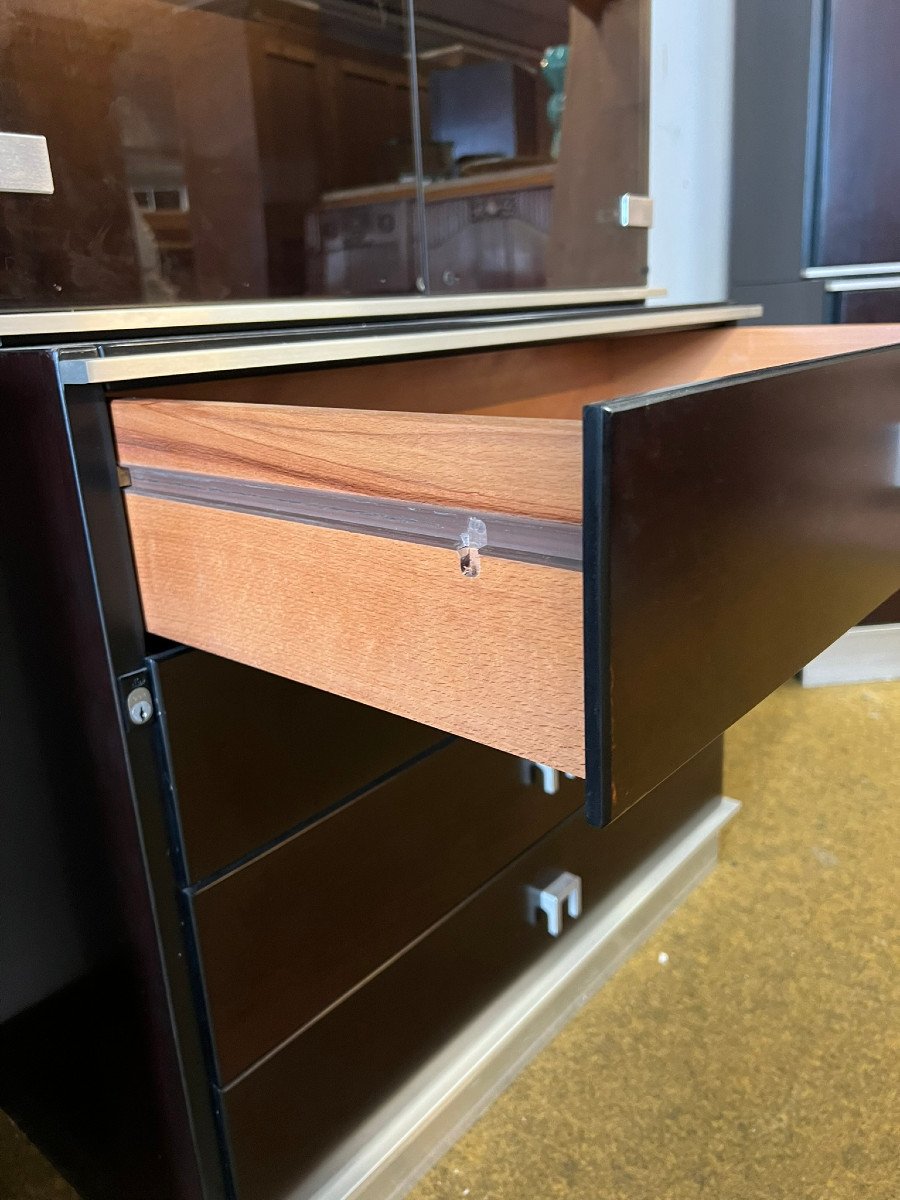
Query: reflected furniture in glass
2 5 898 1200
0 0 650 310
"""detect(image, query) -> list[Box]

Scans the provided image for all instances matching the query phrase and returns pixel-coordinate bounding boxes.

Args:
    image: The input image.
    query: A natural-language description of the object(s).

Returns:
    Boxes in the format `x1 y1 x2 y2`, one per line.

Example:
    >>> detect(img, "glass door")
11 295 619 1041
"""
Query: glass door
0 0 650 314
412 0 651 293
0 0 419 308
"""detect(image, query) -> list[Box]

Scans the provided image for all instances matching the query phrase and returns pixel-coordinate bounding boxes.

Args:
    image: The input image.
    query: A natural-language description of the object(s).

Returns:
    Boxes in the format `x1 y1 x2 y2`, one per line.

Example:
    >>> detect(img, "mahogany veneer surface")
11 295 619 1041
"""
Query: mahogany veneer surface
113 405 582 523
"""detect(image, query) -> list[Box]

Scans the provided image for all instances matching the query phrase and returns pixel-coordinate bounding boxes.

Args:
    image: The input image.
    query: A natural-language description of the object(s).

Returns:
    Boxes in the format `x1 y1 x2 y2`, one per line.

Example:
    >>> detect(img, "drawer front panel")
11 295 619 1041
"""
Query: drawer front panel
220 740 723 1200
152 650 446 882
832 287 900 324
193 740 583 1084
584 342 900 822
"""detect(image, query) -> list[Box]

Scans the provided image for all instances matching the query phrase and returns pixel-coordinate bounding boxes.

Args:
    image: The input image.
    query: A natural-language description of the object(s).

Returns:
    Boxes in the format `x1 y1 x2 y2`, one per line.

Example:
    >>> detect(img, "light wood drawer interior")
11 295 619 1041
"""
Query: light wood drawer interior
111 324 900 821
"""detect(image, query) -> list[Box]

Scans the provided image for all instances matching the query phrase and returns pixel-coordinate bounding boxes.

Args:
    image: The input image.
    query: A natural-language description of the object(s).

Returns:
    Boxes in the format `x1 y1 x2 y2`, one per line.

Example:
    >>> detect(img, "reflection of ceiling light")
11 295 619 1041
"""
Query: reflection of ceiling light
417 43 465 60
417 42 517 66
288 0 541 64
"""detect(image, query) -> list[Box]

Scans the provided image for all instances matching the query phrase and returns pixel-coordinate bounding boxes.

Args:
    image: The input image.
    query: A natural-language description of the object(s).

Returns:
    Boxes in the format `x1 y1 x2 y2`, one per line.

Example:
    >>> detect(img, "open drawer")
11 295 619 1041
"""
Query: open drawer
110 324 900 824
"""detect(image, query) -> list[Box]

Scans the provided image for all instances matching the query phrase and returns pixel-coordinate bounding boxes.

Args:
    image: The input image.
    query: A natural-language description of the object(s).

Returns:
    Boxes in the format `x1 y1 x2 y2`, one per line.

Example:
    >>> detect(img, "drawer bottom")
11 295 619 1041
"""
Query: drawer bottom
221 741 726 1200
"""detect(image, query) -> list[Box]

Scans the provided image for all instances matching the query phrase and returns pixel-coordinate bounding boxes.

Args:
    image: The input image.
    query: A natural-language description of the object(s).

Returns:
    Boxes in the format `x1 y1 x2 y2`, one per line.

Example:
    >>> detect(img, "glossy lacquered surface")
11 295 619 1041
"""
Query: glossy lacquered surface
0 0 647 310
832 287 900 324
153 650 446 883
812 0 900 268
0 355 218 1199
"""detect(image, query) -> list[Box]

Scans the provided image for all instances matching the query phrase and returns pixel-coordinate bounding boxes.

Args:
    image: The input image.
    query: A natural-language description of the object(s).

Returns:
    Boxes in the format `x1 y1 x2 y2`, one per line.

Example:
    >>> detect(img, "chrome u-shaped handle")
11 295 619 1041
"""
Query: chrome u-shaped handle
531 871 582 937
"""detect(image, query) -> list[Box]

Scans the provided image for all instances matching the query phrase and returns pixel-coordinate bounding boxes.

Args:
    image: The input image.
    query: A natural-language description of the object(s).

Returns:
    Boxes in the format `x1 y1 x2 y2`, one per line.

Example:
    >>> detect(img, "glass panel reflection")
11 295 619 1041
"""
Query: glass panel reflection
0 0 649 311
0 0 417 308
414 0 650 293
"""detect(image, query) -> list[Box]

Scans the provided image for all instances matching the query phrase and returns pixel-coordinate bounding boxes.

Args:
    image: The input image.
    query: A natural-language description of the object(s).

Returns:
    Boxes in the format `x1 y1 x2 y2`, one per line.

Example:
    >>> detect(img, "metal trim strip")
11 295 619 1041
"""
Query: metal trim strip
126 467 583 570
824 275 900 293
803 262 900 279
0 288 663 339
59 305 762 385
799 623 900 686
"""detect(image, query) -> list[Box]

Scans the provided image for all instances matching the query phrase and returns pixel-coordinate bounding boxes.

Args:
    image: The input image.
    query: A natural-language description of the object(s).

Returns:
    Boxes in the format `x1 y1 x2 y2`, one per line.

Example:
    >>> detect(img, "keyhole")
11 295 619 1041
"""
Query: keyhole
458 546 481 578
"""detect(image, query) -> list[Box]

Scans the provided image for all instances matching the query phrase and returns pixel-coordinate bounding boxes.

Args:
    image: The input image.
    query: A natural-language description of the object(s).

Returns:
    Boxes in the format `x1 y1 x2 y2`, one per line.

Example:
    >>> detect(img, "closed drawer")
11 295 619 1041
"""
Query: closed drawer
150 648 446 882
219 739 723 1200
831 285 900 324
113 322 900 824
192 738 582 1084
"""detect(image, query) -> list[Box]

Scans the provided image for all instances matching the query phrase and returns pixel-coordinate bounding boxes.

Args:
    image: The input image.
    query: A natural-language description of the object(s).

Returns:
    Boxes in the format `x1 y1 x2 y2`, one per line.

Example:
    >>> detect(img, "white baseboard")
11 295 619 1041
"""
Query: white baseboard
799 623 900 687
295 795 740 1200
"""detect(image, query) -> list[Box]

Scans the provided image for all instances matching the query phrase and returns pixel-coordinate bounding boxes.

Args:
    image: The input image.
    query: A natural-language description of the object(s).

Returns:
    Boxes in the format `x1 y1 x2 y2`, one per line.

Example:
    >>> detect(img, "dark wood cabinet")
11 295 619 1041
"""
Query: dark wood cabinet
831 286 900 324
730 2 900 640
2 303 896 1200
730 0 900 320
811 0 900 268
222 742 722 1200
193 737 582 1084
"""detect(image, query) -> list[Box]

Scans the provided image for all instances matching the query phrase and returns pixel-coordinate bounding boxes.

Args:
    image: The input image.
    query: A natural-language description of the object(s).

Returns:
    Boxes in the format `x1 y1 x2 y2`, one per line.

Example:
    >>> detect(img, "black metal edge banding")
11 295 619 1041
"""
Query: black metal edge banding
146 657 192 888
61 377 234 1199
582 403 614 827
144 658 236 1148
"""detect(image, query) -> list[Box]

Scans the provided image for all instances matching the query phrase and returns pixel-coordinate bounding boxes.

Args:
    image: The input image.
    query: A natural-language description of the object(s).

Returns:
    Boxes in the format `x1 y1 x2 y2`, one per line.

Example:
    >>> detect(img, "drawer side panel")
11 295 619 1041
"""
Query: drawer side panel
126 495 585 774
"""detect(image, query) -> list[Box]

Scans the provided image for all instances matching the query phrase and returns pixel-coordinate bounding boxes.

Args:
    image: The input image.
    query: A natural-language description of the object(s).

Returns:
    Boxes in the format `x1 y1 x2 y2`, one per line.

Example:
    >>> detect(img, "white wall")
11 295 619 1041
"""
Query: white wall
647 0 735 305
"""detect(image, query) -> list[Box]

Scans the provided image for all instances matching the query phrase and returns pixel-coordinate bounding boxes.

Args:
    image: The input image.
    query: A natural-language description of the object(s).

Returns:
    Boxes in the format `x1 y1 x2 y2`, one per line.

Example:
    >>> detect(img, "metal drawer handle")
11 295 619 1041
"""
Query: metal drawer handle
521 760 576 795
530 871 582 937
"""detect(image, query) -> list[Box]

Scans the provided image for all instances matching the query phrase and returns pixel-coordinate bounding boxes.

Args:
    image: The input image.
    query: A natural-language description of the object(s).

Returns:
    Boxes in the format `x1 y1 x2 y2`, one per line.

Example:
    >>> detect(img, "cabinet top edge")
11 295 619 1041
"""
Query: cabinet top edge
0 289 665 341
55 304 762 386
